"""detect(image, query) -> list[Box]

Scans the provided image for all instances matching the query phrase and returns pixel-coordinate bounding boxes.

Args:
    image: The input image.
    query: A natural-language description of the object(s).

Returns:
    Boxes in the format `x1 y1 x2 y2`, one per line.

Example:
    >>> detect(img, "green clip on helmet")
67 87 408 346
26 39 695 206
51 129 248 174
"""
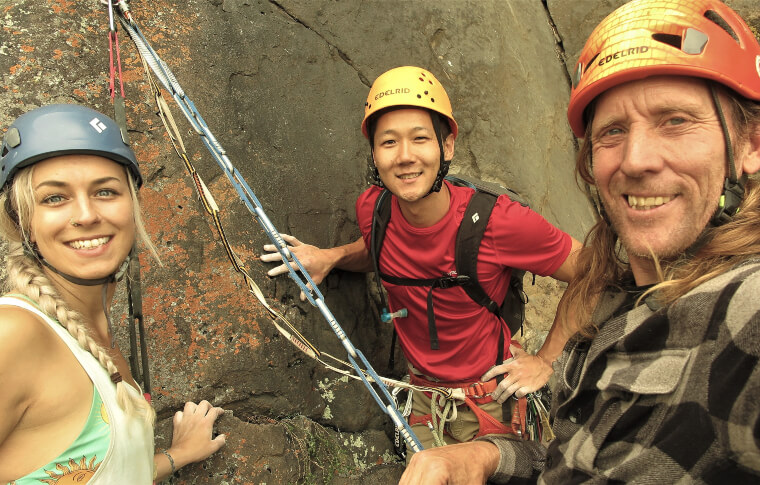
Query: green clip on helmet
0 104 142 190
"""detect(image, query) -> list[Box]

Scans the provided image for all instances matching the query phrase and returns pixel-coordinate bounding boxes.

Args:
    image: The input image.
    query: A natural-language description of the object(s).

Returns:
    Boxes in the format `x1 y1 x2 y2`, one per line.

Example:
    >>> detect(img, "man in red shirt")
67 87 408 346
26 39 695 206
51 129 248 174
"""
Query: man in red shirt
262 66 580 455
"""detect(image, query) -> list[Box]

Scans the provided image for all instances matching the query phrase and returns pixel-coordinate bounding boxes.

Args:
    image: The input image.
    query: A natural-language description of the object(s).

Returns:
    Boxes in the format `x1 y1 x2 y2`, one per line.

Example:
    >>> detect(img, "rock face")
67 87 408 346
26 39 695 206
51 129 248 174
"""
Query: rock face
1 1 757 483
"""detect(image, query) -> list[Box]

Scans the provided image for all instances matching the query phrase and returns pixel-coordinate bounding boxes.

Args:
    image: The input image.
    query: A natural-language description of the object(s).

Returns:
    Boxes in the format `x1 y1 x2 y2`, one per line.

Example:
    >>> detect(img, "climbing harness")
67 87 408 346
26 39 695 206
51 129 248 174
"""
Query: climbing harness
106 0 434 451
405 371 554 446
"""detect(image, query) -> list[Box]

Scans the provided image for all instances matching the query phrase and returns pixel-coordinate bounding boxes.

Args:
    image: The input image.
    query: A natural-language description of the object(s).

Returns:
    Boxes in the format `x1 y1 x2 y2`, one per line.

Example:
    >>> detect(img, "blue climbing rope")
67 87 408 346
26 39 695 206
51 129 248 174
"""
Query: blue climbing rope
110 0 423 453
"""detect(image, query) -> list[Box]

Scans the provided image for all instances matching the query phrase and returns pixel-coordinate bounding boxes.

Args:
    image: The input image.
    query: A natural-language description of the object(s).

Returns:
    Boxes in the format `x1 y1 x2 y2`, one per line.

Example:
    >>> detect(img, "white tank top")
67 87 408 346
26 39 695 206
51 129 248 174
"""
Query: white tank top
1 296 155 484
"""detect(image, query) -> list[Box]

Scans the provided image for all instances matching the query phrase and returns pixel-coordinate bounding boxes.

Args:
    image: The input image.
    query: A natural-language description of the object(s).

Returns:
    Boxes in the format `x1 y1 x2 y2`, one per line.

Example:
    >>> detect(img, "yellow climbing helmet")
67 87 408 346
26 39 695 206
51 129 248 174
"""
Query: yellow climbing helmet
567 0 760 138
361 66 458 140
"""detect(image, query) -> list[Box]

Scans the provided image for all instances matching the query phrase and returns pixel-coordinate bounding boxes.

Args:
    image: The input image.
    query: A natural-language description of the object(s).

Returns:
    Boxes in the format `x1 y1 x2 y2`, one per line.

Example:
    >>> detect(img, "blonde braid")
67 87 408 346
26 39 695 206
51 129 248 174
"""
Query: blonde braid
1 175 156 426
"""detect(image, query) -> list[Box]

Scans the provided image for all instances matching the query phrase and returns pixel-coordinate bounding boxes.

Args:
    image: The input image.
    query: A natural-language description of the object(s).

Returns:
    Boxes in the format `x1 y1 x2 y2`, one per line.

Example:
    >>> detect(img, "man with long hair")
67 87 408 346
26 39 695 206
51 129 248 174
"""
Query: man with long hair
400 0 760 482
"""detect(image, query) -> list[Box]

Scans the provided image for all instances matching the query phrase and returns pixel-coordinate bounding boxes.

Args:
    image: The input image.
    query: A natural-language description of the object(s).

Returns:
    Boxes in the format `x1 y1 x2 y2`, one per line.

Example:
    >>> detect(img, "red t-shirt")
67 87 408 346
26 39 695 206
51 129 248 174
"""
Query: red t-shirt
357 181 572 381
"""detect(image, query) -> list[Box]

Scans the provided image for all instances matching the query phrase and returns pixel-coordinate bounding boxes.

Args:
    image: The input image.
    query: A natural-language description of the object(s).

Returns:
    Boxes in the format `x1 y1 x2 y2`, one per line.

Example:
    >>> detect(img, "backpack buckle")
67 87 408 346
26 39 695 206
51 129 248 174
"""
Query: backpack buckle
435 274 470 289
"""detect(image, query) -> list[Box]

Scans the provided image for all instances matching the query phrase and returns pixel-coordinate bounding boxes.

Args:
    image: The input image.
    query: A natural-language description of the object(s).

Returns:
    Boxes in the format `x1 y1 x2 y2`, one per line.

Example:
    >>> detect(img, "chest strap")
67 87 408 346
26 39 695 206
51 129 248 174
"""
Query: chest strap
380 273 472 351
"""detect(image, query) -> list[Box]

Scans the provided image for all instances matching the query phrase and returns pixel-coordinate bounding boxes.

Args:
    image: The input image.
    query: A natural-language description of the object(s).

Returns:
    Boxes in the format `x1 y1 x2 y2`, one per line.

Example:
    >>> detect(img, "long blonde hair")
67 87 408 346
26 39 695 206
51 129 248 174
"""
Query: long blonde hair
0 165 157 425
562 86 760 337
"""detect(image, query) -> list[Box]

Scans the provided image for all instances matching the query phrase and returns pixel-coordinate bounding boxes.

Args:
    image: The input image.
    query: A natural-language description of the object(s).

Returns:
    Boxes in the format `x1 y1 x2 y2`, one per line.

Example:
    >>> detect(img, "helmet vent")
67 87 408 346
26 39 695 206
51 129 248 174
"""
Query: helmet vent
652 33 682 50
704 9 740 44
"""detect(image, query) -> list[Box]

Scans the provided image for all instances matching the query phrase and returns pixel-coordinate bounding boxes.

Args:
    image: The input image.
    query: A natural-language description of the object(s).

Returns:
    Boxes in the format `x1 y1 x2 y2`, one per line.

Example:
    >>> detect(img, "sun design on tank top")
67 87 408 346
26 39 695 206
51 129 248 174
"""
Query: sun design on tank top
39 457 100 484
100 402 109 426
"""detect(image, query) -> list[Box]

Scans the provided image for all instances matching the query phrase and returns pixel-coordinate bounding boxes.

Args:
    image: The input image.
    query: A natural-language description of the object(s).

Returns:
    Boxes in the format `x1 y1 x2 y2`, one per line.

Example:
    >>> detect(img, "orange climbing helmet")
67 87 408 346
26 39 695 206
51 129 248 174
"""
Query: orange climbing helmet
361 66 458 140
567 0 760 138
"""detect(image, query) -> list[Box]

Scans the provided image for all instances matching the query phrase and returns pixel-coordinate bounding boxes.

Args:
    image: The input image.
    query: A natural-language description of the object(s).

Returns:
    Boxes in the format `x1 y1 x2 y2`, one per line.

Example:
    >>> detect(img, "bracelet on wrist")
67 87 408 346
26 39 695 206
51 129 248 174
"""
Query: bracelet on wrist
162 449 176 476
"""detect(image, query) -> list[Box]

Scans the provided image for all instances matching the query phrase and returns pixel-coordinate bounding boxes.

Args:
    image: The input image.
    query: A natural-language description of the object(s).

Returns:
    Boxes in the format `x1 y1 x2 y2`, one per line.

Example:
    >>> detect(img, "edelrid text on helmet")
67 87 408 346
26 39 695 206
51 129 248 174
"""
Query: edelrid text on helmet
374 88 412 101
567 0 760 138
362 66 458 140
0 104 142 190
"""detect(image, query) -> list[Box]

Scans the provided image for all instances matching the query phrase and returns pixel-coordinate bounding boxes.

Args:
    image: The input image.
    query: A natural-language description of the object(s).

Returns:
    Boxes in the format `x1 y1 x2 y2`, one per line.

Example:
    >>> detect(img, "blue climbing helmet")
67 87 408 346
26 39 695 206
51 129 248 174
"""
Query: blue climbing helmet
0 104 142 190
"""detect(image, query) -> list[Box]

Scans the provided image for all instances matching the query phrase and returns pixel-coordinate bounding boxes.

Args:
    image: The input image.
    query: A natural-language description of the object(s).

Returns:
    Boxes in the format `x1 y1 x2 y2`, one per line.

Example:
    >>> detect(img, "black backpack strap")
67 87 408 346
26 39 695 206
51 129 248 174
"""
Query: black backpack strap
371 190 392 279
455 191 506 365
456 191 510 427
456 191 500 314
448 174 529 338
370 190 399 366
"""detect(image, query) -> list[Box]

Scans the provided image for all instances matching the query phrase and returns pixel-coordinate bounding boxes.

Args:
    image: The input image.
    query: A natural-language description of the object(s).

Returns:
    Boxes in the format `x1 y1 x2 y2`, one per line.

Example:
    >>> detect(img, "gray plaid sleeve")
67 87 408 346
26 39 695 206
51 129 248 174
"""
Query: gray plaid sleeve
476 434 546 483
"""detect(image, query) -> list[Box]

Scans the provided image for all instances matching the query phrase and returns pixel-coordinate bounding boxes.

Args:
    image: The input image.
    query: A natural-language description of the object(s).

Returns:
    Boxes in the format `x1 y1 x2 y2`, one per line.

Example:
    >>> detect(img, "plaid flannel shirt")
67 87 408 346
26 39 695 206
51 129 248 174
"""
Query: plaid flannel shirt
481 259 760 484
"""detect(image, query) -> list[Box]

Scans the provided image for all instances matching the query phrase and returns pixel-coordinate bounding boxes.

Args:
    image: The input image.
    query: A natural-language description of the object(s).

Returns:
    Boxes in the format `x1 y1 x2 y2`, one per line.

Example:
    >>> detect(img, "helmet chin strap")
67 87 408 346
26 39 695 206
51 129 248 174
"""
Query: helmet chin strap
709 84 747 226
24 240 133 348
680 84 746 259
423 111 449 198
370 111 452 195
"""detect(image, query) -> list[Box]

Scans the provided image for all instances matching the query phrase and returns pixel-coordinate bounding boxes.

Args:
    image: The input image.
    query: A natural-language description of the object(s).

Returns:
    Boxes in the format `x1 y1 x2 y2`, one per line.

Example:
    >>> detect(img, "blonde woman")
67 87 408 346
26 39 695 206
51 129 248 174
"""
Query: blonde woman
0 104 225 484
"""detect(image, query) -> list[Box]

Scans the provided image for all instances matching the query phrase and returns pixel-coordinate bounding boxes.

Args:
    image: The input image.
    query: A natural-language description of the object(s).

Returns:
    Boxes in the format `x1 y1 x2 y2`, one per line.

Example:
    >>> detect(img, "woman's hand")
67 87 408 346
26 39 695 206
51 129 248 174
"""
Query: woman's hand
158 400 225 478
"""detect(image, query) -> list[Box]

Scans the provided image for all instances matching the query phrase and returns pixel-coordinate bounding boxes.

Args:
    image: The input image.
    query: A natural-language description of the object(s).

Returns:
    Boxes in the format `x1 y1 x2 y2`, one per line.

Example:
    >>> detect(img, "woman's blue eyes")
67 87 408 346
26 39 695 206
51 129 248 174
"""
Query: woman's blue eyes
40 189 119 204
42 194 64 204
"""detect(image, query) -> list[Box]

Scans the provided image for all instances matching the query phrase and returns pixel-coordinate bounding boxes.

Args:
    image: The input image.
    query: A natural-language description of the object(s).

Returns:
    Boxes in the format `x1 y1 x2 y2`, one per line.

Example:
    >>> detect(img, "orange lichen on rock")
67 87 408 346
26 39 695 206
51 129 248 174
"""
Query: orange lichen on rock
50 0 77 15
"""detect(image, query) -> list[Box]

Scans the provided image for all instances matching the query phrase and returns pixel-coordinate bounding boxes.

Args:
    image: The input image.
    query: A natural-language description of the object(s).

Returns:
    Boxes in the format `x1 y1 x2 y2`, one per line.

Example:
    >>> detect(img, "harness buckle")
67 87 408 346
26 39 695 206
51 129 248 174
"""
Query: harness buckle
466 382 488 399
